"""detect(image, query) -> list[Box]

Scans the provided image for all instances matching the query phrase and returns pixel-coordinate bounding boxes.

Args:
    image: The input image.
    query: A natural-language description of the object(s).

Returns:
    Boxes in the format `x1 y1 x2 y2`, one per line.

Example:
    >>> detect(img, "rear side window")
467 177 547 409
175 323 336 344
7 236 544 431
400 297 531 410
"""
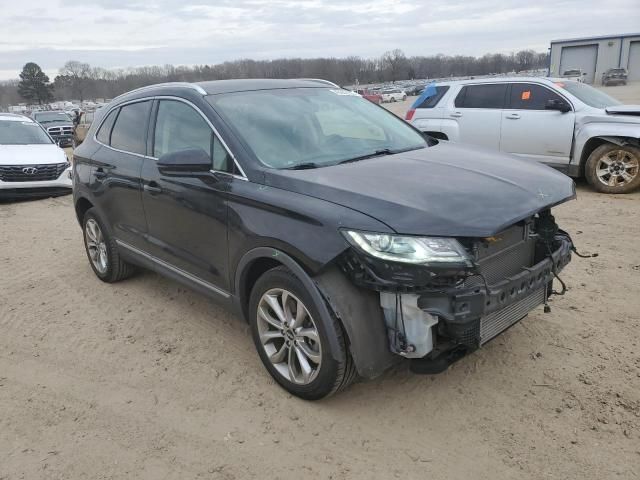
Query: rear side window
416 86 449 109
95 109 118 145
110 101 151 155
454 84 507 109
509 83 566 110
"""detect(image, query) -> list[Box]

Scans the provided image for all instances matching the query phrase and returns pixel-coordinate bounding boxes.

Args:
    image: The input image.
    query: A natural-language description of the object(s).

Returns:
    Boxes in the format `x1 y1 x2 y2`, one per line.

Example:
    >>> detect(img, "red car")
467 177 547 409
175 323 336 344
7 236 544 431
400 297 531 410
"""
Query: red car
356 89 383 104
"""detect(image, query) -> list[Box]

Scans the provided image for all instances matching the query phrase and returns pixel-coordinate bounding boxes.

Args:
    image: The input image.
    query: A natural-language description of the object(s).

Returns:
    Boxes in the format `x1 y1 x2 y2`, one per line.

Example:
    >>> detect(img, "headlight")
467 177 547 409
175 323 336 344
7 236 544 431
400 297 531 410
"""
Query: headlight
342 230 472 266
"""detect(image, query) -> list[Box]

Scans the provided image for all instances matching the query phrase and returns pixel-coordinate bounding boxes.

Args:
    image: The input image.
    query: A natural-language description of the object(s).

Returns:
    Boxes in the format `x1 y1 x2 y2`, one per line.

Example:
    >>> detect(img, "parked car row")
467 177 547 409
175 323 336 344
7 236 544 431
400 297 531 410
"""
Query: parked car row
406 77 640 194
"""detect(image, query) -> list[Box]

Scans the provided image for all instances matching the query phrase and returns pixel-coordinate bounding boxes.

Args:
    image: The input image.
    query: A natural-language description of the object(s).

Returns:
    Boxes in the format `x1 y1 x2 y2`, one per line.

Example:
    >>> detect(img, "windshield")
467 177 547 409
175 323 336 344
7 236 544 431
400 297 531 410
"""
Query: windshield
33 112 72 123
207 88 426 169
556 81 622 108
0 120 53 145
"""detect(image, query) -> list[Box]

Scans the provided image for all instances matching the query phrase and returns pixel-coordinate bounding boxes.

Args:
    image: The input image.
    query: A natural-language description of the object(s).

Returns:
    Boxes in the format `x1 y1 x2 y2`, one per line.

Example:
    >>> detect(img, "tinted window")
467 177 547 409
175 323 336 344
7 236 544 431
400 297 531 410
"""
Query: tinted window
153 100 234 173
110 101 151 155
455 84 507 109
416 86 449 109
509 84 565 110
96 109 118 145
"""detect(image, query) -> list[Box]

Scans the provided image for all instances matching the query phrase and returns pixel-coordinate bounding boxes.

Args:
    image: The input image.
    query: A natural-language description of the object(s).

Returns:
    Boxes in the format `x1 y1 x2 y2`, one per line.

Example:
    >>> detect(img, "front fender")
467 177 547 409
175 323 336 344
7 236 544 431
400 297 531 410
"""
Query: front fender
574 120 640 164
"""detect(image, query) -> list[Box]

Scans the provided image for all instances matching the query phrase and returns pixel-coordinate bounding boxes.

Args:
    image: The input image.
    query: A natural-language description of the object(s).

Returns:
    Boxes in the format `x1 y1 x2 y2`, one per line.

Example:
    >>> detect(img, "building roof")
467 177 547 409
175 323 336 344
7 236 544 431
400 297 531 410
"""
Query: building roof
551 32 640 44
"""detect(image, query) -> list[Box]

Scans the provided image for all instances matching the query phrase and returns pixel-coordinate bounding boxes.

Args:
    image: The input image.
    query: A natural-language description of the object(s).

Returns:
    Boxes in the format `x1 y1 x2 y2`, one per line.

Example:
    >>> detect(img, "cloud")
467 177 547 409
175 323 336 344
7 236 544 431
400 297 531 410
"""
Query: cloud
0 0 638 79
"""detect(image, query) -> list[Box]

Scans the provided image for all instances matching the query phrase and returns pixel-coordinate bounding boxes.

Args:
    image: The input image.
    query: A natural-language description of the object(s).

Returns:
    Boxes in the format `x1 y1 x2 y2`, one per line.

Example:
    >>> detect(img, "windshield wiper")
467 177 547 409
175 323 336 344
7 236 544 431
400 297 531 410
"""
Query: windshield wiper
336 148 394 165
284 162 321 170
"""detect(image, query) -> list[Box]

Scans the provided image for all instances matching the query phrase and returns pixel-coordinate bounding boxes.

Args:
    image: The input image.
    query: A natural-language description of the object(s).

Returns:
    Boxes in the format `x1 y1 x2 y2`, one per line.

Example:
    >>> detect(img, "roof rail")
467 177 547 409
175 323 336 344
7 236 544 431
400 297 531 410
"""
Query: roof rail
297 78 340 88
112 82 206 102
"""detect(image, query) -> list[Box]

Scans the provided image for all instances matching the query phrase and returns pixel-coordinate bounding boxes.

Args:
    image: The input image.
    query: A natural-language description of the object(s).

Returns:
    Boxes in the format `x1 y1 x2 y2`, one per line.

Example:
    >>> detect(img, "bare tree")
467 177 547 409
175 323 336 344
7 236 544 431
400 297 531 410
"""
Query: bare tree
381 49 408 82
56 60 92 101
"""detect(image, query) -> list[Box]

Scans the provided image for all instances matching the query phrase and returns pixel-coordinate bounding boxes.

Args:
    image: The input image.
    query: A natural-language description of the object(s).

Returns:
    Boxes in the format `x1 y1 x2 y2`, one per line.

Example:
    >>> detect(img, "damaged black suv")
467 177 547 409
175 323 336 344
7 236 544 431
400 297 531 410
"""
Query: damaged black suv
72 79 575 399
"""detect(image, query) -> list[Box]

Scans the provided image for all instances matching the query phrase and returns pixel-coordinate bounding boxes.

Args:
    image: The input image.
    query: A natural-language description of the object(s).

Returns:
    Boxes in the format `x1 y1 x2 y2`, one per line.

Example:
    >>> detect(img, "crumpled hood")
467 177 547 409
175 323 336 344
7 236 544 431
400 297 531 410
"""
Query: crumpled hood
605 105 640 116
0 144 68 166
264 142 575 237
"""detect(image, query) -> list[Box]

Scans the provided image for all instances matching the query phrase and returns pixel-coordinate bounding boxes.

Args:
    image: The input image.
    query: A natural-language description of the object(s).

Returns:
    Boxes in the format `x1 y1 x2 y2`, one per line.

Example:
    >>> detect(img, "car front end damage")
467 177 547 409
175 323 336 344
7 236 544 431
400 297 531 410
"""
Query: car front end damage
320 209 573 375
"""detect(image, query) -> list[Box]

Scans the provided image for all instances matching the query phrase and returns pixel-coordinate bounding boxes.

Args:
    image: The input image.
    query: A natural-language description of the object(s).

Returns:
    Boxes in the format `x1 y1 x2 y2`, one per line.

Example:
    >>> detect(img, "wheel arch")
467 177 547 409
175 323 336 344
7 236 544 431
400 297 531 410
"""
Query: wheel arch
74 196 94 226
234 247 346 363
576 133 640 175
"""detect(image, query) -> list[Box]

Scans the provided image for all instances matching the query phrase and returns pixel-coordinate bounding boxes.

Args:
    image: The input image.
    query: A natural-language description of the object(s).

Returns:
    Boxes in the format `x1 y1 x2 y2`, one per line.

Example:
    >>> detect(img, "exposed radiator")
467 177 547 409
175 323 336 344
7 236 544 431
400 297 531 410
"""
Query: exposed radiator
480 288 545 345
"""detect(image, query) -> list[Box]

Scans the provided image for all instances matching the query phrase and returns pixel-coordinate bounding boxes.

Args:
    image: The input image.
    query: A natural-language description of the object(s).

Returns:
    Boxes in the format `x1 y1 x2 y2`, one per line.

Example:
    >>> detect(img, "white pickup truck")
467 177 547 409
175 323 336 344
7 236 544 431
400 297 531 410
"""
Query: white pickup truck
406 77 640 193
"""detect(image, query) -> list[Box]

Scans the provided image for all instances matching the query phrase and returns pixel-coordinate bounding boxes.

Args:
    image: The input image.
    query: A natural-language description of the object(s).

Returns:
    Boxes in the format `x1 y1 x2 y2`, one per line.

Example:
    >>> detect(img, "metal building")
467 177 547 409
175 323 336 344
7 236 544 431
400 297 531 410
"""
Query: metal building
549 33 640 84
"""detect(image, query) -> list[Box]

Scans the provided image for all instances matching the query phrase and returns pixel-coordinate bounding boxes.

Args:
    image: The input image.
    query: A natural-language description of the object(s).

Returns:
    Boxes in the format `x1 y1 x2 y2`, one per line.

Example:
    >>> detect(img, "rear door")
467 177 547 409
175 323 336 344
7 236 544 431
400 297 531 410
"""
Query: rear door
499 83 575 165
140 98 238 292
91 100 151 249
445 83 507 150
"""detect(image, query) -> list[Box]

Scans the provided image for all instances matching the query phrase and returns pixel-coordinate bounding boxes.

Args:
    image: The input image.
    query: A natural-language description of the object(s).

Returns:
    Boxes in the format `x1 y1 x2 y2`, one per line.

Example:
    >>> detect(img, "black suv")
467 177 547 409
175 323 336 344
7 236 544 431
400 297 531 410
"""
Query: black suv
73 80 575 399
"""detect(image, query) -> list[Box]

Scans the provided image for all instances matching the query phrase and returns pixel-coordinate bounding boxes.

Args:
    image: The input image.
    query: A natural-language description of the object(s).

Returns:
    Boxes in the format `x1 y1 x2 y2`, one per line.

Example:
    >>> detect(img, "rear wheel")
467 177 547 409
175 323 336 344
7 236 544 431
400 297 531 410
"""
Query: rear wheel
585 143 640 194
82 208 136 282
248 266 356 400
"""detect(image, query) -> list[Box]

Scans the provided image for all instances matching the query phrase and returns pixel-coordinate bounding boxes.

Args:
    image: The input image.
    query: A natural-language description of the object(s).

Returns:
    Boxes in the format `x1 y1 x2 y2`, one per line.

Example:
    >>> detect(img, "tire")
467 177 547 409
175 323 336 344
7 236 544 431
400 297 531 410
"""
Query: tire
585 143 640 194
391 97 396 103
248 266 356 400
82 208 136 282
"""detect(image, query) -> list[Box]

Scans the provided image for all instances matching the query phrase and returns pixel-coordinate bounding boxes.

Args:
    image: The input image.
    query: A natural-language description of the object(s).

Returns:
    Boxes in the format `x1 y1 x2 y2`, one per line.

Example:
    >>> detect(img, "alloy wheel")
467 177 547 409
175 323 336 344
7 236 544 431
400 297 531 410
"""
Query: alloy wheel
256 288 322 385
595 149 639 188
85 218 108 274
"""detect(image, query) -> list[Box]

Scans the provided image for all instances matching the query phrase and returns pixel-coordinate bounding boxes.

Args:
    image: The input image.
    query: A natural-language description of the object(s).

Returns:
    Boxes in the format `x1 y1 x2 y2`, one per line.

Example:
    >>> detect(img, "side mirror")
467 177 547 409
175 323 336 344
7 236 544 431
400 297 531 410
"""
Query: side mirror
545 99 571 113
157 148 211 173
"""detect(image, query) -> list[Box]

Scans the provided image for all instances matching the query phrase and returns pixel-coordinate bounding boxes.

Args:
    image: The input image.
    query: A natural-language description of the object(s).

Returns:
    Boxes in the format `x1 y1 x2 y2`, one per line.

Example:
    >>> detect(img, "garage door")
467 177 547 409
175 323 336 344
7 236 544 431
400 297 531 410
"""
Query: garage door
628 41 640 82
559 44 598 83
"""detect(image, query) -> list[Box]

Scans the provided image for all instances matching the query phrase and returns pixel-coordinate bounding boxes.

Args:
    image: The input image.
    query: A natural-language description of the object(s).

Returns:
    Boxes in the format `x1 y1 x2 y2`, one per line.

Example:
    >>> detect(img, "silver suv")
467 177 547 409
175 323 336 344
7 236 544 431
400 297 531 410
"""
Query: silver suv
406 77 640 193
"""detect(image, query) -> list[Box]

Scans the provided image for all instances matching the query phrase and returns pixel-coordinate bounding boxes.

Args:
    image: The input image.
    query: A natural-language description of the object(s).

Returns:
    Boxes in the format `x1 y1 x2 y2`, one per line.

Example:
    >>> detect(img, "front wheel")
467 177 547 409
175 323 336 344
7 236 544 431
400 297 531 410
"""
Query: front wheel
585 143 640 194
248 267 356 400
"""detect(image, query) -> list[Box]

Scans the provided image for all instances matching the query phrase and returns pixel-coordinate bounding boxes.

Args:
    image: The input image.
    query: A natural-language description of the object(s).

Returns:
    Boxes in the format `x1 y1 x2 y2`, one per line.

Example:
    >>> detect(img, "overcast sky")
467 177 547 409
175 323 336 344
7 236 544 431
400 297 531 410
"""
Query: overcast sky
1 0 639 80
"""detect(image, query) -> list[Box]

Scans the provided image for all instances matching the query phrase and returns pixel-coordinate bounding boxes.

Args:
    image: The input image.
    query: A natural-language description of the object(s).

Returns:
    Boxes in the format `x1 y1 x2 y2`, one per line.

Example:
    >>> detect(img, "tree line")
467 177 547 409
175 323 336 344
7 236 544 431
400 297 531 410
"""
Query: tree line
1 49 548 108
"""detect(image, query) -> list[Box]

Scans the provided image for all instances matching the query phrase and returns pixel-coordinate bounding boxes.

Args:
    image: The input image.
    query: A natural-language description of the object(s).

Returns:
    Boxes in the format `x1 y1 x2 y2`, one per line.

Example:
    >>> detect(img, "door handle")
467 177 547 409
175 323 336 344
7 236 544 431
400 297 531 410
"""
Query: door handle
505 113 521 119
144 182 162 195
450 112 463 118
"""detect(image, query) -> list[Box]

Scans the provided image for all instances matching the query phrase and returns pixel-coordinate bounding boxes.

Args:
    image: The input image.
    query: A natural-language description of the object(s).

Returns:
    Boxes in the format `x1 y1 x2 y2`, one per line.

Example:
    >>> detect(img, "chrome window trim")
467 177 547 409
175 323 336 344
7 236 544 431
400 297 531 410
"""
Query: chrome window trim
93 95 248 180
115 239 231 298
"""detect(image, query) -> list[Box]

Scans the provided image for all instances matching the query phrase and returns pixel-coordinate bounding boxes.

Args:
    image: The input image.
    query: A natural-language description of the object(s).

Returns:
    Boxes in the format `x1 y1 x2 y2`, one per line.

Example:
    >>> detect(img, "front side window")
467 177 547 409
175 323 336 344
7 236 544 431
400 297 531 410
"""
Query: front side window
509 83 566 110
455 84 507 109
110 101 151 155
207 88 426 169
153 100 233 173
0 120 53 145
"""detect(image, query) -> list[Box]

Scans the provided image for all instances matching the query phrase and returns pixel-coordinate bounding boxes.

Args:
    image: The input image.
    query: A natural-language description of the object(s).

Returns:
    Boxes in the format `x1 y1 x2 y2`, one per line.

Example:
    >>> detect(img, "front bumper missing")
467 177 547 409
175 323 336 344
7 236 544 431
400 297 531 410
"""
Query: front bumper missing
384 234 573 371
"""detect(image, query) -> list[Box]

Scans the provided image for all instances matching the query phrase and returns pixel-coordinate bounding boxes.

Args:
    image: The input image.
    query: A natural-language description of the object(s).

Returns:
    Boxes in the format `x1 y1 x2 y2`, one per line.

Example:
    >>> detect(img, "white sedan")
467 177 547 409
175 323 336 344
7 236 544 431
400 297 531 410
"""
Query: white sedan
0 113 72 199
380 88 407 103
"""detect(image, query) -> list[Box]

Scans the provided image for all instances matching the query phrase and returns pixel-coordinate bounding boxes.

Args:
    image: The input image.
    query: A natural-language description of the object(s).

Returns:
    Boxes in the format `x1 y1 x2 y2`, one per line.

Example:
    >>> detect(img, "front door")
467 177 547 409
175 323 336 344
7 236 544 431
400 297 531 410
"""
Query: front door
140 98 236 292
500 83 575 165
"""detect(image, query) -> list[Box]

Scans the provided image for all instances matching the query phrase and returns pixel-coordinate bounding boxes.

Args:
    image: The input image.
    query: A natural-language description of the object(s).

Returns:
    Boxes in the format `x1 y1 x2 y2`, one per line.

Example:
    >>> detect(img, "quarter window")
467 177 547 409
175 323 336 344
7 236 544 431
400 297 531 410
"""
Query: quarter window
110 101 151 155
415 86 449 109
509 83 566 110
153 100 233 173
95 109 118 145
454 84 507 109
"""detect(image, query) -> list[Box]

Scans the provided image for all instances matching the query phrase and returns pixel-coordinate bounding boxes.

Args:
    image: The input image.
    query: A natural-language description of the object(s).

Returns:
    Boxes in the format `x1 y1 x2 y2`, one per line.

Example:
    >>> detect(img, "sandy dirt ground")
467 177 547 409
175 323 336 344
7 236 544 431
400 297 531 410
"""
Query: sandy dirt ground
1 85 640 480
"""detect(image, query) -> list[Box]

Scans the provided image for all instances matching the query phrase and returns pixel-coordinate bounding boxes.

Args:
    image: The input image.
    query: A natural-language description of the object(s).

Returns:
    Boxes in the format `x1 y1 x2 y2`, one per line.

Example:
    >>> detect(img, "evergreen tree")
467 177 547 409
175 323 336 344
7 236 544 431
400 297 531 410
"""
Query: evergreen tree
18 62 54 104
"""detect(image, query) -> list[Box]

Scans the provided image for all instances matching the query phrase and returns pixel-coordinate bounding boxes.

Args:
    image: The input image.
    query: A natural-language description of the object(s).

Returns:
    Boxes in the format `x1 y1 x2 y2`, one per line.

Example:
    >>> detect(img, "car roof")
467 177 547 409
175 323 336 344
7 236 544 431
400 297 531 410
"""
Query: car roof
111 79 340 104
428 76 569 86
0 113 33 122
